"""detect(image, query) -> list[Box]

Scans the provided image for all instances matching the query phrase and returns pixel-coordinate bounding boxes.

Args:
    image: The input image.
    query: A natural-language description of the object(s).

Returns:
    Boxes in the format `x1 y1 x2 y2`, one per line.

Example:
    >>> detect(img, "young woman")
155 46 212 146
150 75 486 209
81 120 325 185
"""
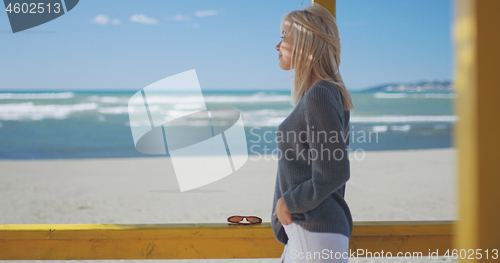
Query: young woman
271 3 355 263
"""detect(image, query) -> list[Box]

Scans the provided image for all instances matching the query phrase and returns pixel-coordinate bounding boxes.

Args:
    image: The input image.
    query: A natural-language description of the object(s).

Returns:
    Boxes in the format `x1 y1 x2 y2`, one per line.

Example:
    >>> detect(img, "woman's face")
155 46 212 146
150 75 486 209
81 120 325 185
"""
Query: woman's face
276 20 293 70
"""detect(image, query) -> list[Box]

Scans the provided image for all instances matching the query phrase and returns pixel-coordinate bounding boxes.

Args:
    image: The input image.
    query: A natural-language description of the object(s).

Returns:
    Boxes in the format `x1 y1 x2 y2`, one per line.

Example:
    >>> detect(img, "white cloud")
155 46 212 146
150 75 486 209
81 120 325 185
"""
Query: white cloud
172 14 191 21
194 10 218 17
92 14 109 24
92 15 121 25
130 14 159 25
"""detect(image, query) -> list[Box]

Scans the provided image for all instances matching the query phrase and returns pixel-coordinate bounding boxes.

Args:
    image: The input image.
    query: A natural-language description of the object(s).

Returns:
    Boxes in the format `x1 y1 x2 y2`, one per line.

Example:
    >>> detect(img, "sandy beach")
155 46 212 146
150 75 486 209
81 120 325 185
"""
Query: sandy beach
0 148 457 263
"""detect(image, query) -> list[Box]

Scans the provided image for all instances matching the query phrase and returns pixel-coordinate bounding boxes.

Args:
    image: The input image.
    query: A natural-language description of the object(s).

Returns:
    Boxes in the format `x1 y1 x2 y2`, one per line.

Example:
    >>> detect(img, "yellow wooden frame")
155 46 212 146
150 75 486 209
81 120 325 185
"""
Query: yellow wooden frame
0 221 453 260
454 0 500 259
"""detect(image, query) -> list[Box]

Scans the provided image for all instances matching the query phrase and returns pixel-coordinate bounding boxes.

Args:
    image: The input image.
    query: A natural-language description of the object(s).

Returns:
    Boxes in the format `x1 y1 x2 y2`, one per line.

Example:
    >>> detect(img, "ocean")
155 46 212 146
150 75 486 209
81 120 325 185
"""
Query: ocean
0 90 456 159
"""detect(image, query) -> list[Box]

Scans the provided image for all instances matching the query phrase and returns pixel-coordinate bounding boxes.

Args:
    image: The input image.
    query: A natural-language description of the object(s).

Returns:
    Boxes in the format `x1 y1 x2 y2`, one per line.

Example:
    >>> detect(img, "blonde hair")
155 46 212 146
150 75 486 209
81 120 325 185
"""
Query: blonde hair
280 3 355 110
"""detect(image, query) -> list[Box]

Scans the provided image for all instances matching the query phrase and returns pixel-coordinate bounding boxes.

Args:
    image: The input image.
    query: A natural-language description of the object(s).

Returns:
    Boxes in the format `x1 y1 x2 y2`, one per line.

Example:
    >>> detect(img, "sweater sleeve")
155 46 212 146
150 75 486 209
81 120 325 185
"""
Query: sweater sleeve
282 85 350 214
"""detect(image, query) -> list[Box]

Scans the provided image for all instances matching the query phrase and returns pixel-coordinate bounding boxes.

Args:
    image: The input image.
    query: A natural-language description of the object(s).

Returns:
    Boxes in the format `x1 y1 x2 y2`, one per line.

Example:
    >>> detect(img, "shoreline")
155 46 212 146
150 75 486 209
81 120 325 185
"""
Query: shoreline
0 146 455 162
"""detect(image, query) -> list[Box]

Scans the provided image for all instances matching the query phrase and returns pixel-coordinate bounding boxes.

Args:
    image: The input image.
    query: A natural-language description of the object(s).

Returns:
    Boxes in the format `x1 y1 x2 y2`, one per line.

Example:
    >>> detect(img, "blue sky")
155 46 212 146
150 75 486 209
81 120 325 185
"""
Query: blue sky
0 0 452 91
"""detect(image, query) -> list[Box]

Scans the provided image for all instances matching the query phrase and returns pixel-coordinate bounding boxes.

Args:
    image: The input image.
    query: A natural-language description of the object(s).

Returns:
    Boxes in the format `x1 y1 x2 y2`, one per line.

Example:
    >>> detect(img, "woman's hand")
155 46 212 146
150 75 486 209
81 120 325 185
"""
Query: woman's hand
273 197 293 225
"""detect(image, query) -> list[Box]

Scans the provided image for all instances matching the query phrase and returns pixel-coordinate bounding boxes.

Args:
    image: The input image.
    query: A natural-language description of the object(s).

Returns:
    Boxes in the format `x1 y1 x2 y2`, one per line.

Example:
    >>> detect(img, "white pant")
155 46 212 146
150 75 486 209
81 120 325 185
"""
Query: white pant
280 222 349 263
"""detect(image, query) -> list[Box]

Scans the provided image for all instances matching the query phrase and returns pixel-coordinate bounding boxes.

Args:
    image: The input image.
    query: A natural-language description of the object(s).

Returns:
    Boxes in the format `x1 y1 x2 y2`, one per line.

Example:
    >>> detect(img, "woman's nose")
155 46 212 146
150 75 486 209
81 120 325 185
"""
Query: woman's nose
276 41 281 51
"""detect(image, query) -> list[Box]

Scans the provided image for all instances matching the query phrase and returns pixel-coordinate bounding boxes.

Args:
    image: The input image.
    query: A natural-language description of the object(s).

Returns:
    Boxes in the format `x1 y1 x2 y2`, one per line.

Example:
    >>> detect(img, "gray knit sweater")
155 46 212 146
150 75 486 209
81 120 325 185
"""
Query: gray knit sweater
271 80 353 245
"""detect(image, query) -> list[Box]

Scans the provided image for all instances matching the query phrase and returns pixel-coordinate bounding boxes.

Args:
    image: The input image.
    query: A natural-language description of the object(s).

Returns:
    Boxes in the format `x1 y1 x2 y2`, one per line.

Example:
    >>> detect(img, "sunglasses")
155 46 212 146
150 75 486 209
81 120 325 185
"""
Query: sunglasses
227 215 262 225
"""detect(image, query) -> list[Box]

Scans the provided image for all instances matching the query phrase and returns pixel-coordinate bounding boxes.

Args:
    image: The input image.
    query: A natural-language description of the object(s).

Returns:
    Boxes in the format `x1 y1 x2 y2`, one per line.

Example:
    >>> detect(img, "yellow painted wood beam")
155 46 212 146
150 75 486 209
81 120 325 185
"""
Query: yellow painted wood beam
0 221 454 260
312 0 336 18
454 0 500 261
